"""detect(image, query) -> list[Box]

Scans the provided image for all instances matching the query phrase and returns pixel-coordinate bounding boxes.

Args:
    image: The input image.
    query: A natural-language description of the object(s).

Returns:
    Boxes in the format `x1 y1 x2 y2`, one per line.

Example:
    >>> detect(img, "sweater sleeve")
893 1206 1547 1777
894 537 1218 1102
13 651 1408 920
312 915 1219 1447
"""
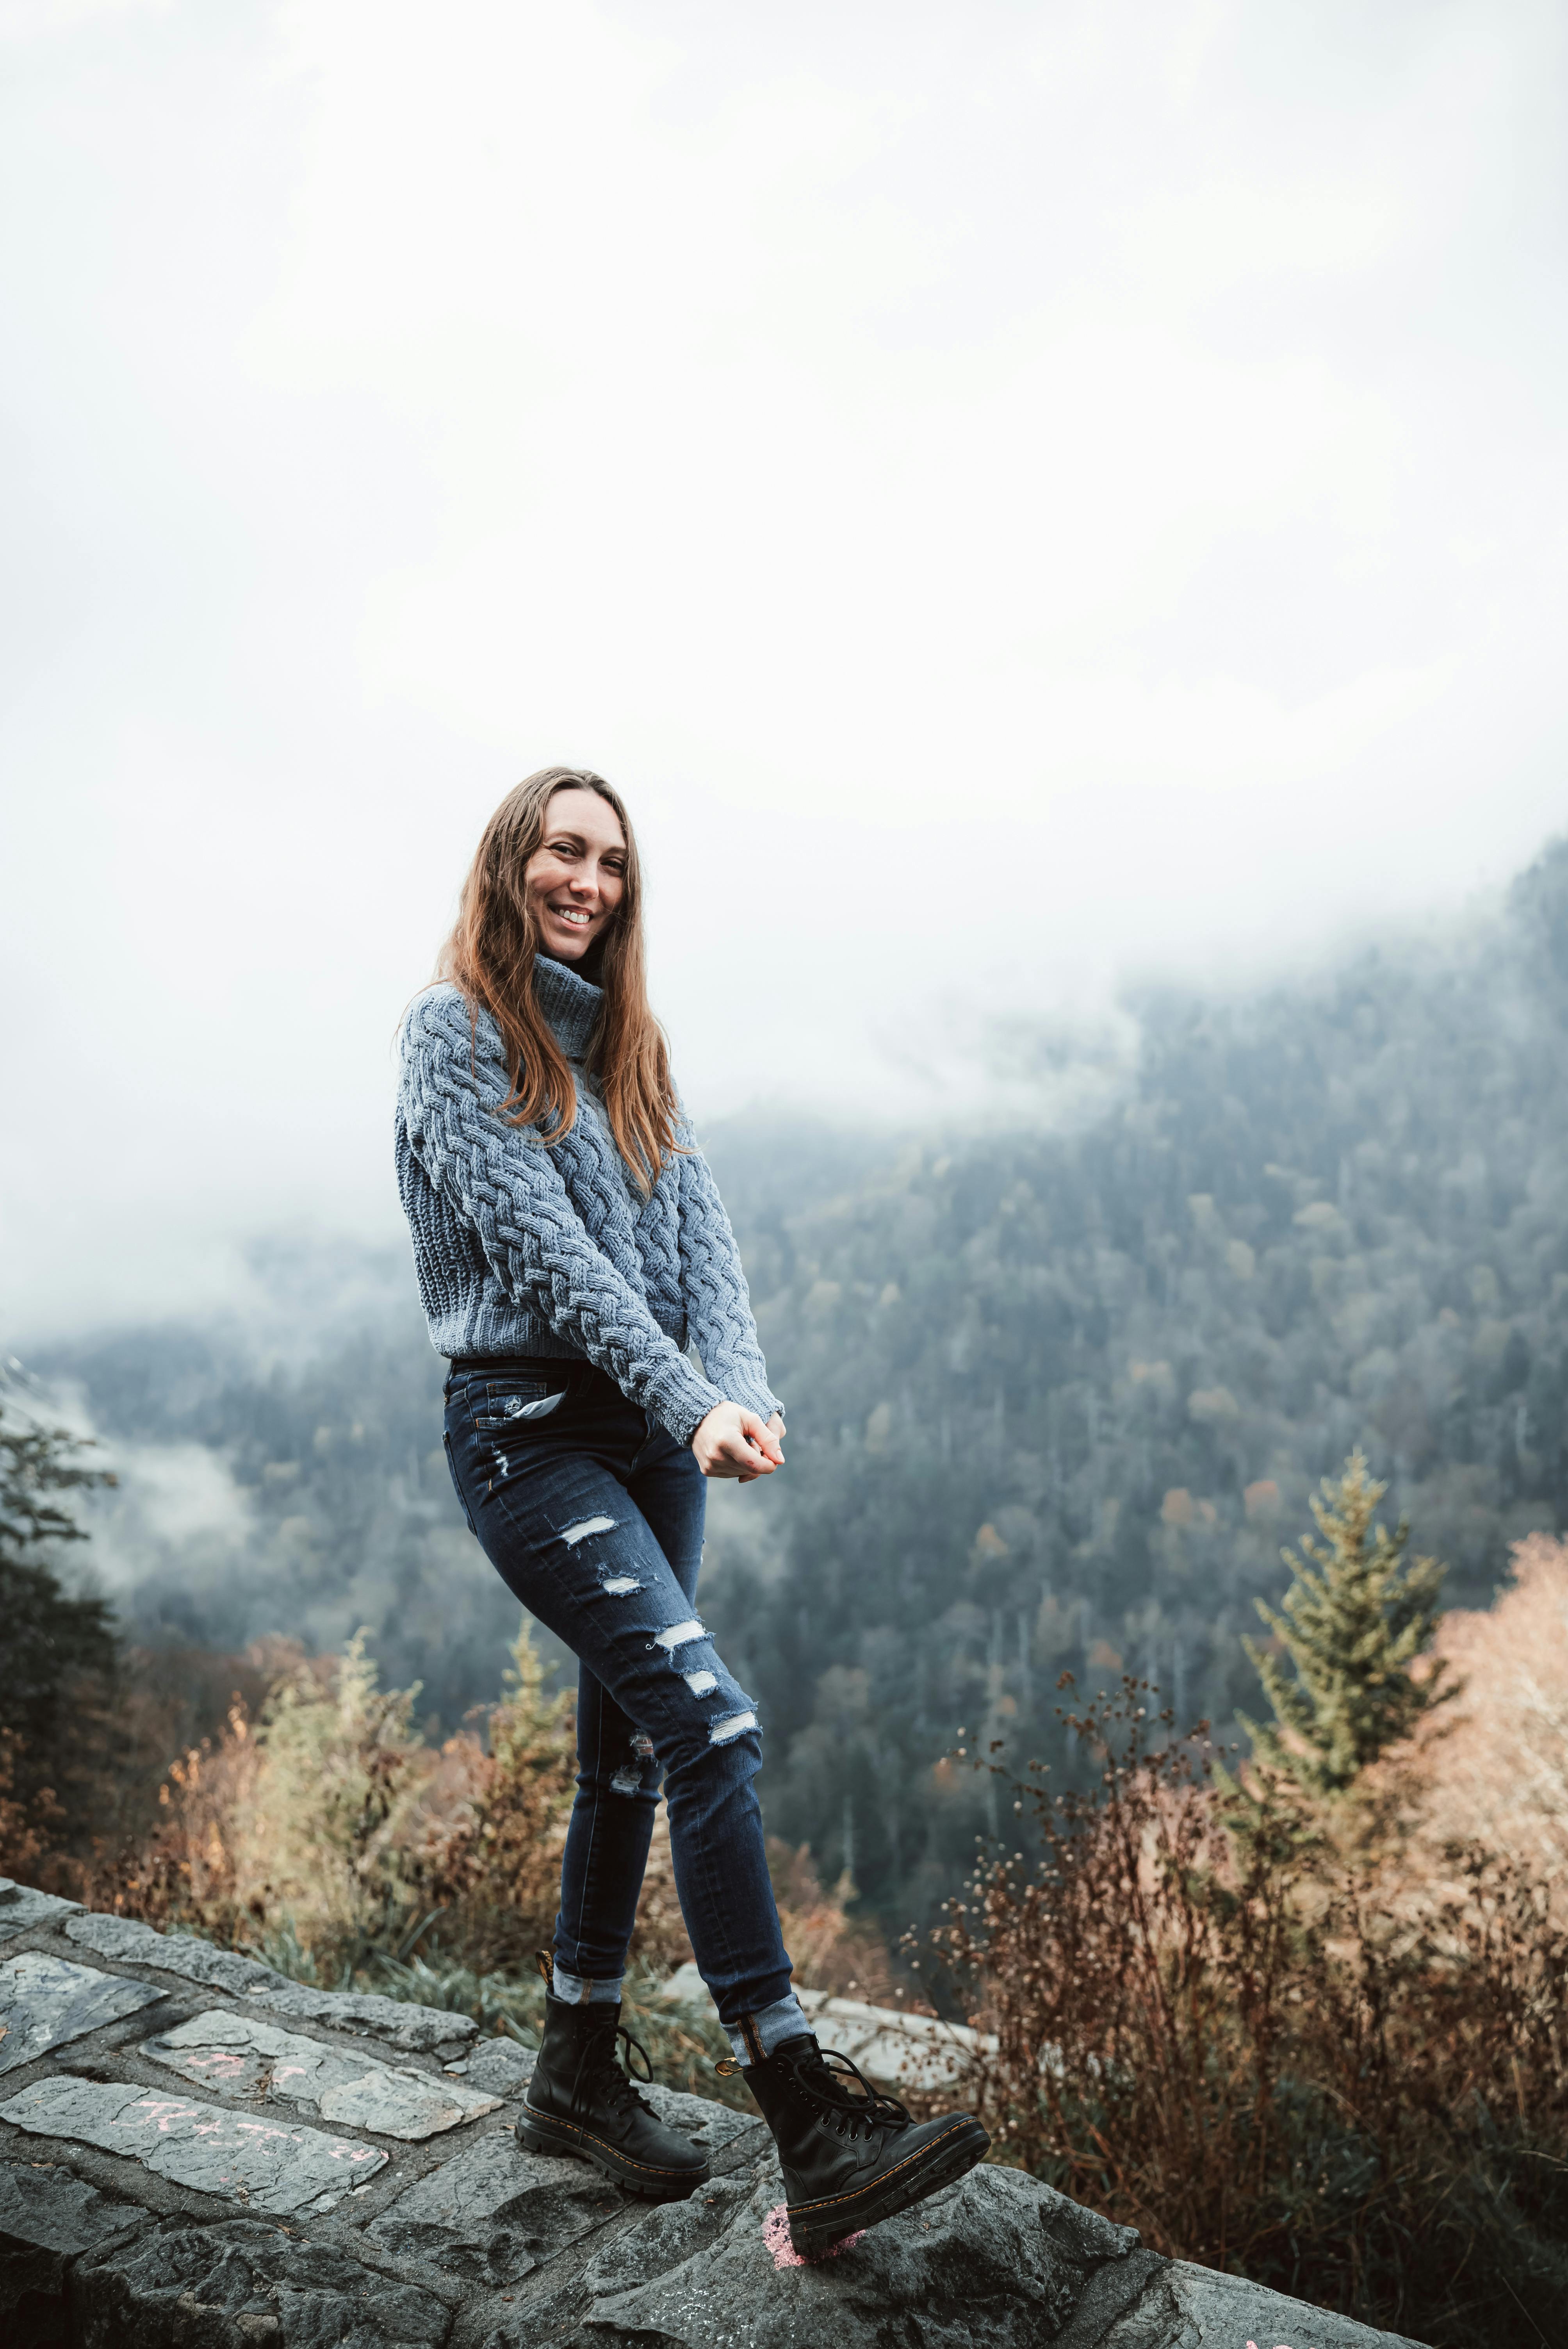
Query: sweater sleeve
399 993 726 1445
676 1142 784 1426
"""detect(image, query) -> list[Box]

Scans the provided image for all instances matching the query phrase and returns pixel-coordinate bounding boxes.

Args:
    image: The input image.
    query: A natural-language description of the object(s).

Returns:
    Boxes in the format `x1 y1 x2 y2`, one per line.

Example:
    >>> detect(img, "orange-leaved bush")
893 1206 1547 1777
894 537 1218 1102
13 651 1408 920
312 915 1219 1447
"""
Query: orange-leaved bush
910 1673 1568 2349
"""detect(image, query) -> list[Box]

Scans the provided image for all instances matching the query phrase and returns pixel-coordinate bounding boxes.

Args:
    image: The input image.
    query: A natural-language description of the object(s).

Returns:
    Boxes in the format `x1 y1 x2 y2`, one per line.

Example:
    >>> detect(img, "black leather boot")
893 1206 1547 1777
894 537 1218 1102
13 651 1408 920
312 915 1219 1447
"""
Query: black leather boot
517 1993 711 2200
742 2033 989 2255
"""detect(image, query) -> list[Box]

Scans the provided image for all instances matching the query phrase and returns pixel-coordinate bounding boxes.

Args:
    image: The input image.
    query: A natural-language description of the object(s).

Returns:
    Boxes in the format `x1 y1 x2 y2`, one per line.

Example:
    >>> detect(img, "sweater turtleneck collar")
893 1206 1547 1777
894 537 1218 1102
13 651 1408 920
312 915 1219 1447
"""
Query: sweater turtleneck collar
532 952 603 1063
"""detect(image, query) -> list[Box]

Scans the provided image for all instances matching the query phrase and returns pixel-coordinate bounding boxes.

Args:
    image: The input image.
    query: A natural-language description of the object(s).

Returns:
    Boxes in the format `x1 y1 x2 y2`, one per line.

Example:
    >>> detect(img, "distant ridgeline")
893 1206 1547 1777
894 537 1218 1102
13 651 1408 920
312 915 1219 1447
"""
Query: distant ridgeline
32 838 1568 1934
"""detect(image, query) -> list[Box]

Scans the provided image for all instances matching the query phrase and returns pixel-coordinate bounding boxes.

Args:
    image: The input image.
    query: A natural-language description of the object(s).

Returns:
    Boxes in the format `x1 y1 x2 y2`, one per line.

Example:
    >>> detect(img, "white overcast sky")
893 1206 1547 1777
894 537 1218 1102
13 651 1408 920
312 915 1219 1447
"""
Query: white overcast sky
3 0 1566 1340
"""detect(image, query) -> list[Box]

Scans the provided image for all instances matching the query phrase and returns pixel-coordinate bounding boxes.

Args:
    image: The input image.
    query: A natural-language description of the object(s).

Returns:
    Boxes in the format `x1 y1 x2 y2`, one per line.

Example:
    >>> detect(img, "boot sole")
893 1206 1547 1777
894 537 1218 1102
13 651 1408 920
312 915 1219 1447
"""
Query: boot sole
516 2107 710 2201
787 2115 991 2256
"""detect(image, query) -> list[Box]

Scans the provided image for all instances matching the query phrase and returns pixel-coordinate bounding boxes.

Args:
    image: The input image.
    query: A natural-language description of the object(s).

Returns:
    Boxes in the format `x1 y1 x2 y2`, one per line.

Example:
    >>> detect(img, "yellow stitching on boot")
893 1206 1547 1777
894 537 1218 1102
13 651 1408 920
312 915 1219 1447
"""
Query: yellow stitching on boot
522 2108 706 2178
787 2121 980 2215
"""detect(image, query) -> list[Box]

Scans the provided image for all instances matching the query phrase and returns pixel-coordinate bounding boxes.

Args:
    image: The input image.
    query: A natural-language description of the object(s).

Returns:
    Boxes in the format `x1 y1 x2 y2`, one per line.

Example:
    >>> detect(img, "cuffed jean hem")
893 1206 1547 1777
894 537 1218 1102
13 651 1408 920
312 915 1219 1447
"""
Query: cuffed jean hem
552 1966 624 2006
726 1991 812 2063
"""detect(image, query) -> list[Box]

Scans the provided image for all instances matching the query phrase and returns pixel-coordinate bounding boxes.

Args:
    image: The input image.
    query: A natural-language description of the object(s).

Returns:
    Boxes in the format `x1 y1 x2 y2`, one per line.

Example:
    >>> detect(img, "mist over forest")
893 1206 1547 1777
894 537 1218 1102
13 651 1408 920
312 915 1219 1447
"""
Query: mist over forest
25 836 1568 1937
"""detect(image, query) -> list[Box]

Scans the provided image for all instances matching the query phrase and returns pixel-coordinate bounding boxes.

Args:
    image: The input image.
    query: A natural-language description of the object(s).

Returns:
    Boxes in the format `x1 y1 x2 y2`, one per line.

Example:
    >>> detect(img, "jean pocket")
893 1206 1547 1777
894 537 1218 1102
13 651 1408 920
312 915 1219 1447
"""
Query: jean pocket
473 1376 570 1432
443 1430 478 1535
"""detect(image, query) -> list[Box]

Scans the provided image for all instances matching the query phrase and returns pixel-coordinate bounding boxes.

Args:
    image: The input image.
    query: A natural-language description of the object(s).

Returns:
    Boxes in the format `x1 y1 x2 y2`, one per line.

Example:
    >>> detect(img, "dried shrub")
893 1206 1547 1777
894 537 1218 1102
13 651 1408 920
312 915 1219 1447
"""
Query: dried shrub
767 1839 895 2000
110 1621 579 1978
0 1727 61 1884
912 1677 1568 2349
418 1618 581 1971
628 1804 695 1973
104 1697 265 1940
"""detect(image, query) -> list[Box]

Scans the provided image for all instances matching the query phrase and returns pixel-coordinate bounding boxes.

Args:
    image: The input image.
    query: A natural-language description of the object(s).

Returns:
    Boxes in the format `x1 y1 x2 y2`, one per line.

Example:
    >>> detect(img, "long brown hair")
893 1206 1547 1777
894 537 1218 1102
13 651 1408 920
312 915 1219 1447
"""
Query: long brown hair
438 766 680 1184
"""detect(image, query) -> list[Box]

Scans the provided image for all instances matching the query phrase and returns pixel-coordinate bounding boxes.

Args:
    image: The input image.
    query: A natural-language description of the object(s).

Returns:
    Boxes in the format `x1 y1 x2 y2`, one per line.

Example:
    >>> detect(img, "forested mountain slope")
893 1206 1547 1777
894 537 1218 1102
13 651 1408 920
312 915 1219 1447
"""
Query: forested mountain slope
29 839 1568 1936
699 839 1568 1925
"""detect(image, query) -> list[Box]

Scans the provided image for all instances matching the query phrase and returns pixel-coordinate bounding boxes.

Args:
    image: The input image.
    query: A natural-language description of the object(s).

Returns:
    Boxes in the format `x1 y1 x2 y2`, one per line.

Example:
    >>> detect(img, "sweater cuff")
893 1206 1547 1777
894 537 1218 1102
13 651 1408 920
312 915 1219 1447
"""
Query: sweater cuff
649 1360 728 1449
726 1378 783 1426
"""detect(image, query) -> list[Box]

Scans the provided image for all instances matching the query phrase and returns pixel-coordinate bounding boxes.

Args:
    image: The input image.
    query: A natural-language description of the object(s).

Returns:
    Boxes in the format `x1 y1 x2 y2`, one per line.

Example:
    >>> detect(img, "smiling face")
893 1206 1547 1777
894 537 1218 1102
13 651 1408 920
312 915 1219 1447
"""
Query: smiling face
522 785 628 962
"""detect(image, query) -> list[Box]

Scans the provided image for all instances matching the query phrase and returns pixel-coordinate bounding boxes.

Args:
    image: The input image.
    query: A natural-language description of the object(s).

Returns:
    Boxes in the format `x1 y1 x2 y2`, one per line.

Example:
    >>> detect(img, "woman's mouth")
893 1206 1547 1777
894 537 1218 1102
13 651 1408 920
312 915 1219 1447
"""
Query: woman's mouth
549 904 593 928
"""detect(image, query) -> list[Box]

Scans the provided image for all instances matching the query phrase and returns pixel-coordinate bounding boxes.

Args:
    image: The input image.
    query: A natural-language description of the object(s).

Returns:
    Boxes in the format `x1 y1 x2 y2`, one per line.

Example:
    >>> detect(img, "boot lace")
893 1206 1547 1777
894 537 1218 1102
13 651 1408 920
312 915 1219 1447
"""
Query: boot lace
782 2042 912 2140
570 2019 658 2123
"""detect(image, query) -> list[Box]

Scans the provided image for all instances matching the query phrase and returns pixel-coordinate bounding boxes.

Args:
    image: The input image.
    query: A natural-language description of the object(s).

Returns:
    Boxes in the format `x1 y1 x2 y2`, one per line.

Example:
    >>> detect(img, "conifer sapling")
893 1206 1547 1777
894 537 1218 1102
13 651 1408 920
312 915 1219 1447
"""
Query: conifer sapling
1241 1450 1454 1797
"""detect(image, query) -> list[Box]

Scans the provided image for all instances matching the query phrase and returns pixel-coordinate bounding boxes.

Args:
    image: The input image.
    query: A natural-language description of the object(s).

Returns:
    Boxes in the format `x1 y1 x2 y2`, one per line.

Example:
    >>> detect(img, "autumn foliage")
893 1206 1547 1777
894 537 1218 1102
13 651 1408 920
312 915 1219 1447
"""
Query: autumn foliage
911 1535 1568 2349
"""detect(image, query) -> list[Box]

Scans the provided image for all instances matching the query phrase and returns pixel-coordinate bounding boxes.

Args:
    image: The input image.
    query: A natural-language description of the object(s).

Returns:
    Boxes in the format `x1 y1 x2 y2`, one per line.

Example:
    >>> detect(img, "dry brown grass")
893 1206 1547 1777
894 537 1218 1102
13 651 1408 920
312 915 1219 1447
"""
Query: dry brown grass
910 1675 1568 2349
0 1727 58 1883
93 1624 575 1974
766 1840 896 2000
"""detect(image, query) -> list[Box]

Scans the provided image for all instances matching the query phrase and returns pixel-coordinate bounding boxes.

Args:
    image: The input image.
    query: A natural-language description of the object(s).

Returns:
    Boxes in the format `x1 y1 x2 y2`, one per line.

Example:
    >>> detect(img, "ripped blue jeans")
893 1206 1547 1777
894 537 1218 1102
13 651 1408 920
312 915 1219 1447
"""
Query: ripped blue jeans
443 1357 797 2034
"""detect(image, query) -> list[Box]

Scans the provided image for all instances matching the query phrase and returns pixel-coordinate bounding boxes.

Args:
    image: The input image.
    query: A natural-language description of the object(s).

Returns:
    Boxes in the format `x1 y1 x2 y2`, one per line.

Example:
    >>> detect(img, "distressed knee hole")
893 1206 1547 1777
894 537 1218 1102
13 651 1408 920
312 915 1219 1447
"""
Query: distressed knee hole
560 1515 617 1547
651 1618 704 1654
610 1731 657 1797
708 1711 757 1745
683 1669 718 1696
600 1574 641 1596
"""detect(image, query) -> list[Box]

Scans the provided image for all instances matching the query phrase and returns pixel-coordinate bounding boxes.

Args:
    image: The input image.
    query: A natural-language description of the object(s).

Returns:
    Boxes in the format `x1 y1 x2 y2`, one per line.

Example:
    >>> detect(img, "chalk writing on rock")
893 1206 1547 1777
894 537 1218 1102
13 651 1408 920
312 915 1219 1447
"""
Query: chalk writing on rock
0 2075 388 2215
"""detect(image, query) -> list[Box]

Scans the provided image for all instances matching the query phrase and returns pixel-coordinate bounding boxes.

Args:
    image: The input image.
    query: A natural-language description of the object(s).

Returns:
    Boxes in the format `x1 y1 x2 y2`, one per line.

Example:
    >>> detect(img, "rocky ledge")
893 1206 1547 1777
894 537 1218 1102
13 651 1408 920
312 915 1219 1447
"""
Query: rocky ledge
0 1879 1426 2347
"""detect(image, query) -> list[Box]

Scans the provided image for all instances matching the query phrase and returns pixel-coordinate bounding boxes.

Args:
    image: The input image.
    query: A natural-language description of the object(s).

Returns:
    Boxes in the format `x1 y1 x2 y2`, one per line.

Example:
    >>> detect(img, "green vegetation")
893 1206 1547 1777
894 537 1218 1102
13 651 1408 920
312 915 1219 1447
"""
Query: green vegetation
0 1377 118 1870
702 837 1568 1930
1240 1450 1454 1798
6 841 1568 2345
19 836 1568 1939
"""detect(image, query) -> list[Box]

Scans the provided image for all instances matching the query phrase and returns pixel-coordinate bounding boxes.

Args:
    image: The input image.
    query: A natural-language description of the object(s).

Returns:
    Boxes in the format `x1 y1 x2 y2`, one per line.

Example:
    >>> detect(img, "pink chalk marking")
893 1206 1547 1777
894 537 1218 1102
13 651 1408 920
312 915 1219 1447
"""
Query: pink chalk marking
761 2203 865 2270
274 2065 307 2081
133 2100 200 2133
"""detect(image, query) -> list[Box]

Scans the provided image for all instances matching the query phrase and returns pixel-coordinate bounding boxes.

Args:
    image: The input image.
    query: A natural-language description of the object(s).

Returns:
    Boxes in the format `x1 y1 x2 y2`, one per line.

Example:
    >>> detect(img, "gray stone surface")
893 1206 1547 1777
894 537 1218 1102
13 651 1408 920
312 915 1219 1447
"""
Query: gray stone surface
566 2157 1092 2348
0 1950 164 2075
66 1911 278 1995
252 1979 478 2055
141 2009 502 2139
0 2076 387 2214
63 1911 478 2054
448 2036 536 2100
368 2128 619 2286
0 1886 1433 2349
0 1878 82 1941
1158 2258 1428 2348
641 2080 764 2158
522 2152 1426 2349
73 2216 449 2348
0 2161 147 2319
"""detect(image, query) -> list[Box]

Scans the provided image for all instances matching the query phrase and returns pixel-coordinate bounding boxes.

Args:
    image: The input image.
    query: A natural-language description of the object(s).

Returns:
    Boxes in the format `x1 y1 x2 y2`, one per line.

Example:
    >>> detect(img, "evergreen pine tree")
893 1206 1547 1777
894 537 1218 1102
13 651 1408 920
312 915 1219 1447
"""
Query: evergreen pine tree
1240 1451 1453 1797
0 1376 118 1839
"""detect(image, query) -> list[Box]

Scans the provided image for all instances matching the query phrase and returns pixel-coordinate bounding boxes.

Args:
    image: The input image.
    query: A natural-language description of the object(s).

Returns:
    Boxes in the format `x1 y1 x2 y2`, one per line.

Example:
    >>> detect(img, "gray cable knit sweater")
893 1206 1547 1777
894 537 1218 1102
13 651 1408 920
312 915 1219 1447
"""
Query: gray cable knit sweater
395 956 782 1446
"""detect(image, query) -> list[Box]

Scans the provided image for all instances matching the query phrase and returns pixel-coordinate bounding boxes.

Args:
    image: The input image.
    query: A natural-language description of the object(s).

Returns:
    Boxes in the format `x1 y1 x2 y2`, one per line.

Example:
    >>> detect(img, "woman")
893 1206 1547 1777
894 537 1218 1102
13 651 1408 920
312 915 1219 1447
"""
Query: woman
396 766 986 2254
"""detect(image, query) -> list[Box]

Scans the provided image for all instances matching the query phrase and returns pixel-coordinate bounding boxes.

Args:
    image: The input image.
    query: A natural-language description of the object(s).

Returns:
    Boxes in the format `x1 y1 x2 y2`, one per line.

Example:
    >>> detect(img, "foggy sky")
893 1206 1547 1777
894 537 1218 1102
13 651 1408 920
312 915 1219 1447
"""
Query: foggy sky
3 0 1566 1339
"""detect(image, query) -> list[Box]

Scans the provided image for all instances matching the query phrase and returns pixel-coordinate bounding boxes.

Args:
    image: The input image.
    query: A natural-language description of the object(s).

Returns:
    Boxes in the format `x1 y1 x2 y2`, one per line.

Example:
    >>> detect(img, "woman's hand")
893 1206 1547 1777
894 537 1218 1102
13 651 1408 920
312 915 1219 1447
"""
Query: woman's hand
692 1403 785 1481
